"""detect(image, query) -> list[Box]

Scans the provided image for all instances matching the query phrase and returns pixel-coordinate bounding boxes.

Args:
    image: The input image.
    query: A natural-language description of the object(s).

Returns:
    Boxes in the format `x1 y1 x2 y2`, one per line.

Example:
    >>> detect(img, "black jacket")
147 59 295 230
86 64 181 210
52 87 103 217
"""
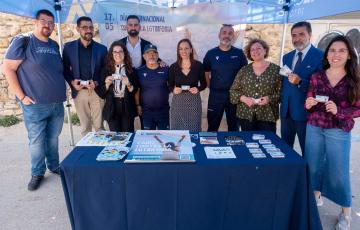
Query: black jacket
96 66 139 121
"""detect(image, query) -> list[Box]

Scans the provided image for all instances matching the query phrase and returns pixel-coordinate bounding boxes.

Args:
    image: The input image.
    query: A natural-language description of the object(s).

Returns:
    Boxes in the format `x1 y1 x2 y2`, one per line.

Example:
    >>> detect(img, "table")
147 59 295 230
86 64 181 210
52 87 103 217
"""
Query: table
60 131 322 230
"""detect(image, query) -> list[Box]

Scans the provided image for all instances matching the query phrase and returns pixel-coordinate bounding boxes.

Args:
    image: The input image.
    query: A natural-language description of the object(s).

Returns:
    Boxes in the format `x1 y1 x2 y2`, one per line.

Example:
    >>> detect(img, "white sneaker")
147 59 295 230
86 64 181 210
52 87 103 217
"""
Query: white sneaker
335 212 351 230
315 195 323 206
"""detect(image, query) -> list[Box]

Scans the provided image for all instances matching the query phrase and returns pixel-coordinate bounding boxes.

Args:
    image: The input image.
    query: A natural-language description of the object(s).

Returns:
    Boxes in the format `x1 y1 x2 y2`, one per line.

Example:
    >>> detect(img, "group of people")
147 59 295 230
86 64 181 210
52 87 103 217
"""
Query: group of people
3 8 360 230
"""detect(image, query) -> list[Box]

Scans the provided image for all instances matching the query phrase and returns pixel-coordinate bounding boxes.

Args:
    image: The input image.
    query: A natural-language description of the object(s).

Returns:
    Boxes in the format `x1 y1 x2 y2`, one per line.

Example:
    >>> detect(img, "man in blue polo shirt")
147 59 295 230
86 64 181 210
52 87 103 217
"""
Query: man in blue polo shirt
203 24 248 131
135 44 170 130
3 9 66 191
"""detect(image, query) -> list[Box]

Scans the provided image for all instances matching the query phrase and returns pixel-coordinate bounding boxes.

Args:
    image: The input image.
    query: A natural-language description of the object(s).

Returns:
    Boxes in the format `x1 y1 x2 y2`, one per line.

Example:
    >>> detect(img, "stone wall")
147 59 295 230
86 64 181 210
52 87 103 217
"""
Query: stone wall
0 12 291 116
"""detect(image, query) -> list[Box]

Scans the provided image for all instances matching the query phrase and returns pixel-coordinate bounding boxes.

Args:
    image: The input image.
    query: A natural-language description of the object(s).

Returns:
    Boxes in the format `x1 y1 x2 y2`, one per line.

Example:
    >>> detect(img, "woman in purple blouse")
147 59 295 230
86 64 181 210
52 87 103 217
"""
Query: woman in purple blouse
305 35 360 230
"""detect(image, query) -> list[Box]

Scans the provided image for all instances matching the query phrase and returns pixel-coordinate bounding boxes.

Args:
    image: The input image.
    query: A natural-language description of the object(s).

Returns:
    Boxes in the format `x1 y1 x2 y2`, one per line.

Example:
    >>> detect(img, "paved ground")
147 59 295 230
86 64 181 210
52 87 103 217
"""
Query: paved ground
0 118 359 230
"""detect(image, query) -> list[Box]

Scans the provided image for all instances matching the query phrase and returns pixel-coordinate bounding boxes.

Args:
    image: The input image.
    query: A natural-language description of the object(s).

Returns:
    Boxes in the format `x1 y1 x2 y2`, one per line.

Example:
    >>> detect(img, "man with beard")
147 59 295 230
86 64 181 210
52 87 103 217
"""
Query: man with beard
280 21 323 155
63 16 107 136
135 45 170 130
203 24 248 131
118 15 164 68
3 9 66 190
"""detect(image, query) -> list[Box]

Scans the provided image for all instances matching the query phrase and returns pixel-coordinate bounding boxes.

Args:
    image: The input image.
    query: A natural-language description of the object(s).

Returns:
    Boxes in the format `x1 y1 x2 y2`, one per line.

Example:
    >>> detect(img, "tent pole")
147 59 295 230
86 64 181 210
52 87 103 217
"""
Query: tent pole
55 0 75 146
279 0 290 66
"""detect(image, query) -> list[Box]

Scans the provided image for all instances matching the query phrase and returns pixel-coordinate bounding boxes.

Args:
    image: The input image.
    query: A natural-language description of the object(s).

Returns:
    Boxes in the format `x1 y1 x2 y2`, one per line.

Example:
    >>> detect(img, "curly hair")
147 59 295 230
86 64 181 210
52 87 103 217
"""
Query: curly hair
105 41 133 74
244 38 269 61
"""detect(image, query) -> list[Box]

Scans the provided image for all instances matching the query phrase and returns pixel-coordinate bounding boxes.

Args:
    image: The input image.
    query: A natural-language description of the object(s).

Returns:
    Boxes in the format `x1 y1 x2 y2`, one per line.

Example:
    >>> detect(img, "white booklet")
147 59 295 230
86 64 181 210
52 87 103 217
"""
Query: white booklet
204 146 236 159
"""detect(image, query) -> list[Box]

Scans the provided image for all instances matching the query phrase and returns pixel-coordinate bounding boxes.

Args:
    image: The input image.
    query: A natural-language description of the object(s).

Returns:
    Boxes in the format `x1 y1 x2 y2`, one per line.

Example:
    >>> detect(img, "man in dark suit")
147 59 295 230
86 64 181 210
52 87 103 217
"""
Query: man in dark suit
63 16 107 136
280 21 323 155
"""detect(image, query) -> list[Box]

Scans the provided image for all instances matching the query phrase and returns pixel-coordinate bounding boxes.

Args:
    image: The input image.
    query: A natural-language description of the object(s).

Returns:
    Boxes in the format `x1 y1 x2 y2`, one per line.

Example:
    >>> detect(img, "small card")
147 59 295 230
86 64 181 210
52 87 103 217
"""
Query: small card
269 152 285 158
252 153 267 158
200 136 219 145
262 144 276 149
80 80 89 86
199 132 217 137
249 148 264 154
279 65 292 76
246 142 260 148
181 85 190 91
252 134 265 140
315 95 329 103
259 139 272 144
112 74 122 80
225 136 245 146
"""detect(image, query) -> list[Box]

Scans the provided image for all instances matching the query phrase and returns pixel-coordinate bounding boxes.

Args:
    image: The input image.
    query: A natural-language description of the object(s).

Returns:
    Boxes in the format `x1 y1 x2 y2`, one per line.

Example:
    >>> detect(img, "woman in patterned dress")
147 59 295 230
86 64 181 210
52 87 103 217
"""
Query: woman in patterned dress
169 39 206 131
229 39 282 132
305 35 360 230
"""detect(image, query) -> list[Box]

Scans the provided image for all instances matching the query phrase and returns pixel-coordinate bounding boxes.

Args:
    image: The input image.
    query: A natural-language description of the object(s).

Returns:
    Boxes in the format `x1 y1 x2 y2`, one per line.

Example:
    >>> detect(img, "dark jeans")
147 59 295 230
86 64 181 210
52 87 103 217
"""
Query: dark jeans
239 117 276 133
108 98 134 132
142 110 169 130
280 116 307 155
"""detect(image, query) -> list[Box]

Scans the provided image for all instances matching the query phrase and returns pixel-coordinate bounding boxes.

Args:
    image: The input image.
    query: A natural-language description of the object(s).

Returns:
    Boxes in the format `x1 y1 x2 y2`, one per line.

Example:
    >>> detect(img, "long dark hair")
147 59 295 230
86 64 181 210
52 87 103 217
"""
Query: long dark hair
322 35 360 104
176 38 195 68
105 41 133 74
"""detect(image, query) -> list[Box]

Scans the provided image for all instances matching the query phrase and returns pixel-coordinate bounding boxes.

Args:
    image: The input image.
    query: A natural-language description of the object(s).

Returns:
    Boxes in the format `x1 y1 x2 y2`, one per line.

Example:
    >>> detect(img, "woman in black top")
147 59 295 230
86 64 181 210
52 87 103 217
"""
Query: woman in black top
97 41 138 132
169 38 206 131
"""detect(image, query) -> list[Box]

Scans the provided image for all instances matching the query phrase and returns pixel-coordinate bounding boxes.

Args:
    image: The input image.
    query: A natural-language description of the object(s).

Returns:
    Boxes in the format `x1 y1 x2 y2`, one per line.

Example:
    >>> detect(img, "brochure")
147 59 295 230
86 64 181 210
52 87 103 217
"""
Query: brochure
96 146 129 161
125 130 195 163
204 146 236 159
76 131 132 146
200 136 219 145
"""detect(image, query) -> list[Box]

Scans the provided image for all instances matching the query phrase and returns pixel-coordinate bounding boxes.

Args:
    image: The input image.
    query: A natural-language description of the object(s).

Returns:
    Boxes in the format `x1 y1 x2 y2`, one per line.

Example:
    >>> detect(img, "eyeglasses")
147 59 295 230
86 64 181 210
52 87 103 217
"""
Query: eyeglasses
79 26 94 31
38 19 54 26
112 50 124 55
328 48 348 55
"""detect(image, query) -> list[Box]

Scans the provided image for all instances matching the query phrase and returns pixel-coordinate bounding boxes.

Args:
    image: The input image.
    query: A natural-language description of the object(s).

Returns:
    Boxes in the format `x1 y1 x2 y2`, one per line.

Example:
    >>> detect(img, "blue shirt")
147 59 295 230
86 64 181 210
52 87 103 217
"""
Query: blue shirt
137 65 169 112
5 33 66 104
203 46 248 91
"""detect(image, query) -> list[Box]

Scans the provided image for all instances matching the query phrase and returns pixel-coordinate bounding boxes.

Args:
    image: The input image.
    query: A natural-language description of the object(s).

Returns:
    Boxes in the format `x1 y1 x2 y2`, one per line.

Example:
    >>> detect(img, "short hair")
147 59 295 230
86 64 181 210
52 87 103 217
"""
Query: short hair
291 21 312 34
244 39 270 61
35 9 54 19
220 24 234 32
127 15 140 23
77 16 92 26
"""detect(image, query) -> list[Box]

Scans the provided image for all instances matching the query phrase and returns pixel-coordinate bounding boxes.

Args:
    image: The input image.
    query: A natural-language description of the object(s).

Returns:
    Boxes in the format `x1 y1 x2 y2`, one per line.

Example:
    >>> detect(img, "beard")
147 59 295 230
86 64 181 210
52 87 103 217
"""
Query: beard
128 30 139 37
41 27 52 38
81 33 93 41
293 40 309 51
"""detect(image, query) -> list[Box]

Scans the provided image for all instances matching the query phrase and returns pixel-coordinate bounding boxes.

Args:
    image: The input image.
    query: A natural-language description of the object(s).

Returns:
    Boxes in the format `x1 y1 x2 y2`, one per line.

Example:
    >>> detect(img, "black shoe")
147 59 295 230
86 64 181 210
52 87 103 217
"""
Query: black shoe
28 176 44 191
50 167 60 175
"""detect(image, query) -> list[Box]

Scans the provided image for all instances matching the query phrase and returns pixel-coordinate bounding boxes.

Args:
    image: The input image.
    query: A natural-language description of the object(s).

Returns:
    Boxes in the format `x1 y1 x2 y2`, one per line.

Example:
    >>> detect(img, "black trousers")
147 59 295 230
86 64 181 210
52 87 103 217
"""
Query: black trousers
239 116 276 133
108 98 134 132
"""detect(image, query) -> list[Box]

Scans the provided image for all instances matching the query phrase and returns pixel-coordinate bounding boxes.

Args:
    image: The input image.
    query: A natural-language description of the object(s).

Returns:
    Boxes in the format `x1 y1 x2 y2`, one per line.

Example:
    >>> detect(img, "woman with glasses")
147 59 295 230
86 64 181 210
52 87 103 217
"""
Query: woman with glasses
97 41 138 132
169 38 206 131
305 35 360 230
230 39 282 132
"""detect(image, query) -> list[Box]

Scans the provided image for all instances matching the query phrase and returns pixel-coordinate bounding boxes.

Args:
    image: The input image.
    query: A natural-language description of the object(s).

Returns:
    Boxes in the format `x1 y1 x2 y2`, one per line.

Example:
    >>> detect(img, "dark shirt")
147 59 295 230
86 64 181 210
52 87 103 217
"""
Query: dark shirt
168 60 206 92
306 71 360 132
137 65 170 112
78 40 92 80
203 46 248 91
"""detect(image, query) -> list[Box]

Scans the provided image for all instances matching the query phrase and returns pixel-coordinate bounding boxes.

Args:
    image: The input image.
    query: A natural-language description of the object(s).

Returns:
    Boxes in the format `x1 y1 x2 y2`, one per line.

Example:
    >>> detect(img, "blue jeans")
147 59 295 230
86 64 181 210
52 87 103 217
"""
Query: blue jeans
142 110 169 130
21 103 64 176
305 124 352 207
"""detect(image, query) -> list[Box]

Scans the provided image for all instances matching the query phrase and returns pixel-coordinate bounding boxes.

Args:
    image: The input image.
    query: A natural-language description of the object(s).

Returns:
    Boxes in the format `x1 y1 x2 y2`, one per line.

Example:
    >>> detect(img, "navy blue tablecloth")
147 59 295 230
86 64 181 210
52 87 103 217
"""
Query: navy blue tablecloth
60 131 322 230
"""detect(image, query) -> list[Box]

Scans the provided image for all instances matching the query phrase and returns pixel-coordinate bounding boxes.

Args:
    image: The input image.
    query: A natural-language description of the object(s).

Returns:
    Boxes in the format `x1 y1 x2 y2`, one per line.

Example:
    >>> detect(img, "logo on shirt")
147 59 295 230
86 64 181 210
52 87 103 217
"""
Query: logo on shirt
231 56 238 59
215 56 219 60
157 71 165 74
143 73 147 77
